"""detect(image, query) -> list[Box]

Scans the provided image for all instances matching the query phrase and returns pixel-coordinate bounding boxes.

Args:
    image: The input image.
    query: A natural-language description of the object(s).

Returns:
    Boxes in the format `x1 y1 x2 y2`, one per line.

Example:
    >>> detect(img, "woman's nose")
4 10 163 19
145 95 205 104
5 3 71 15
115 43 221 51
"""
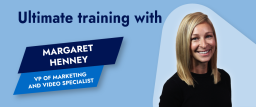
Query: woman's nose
199 39 207 48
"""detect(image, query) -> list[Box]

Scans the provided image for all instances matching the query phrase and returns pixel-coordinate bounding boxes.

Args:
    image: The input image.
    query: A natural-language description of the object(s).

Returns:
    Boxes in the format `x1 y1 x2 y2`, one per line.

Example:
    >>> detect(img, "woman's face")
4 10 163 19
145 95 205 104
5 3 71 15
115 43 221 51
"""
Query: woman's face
190 22 216 63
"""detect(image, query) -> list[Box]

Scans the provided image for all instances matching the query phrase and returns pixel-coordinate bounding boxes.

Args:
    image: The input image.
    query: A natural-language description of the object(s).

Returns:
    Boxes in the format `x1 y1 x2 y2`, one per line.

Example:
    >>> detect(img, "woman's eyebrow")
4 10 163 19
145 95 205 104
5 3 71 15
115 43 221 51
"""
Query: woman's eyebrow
192 32 213 35
191 34 199 36
206 32 213 34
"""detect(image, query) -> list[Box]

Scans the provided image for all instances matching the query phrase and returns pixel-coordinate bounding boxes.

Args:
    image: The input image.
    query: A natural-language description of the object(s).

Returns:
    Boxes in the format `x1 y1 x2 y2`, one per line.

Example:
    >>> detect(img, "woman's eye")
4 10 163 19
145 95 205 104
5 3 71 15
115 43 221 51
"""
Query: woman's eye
206 35 212 38
191 38 198 41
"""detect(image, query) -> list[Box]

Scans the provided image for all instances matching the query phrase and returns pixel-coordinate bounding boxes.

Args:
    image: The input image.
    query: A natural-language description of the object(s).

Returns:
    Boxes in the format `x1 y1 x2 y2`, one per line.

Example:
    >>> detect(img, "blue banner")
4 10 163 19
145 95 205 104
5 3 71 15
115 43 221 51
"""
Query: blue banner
18 37 123 73
14 37 123 95
14 66 103 95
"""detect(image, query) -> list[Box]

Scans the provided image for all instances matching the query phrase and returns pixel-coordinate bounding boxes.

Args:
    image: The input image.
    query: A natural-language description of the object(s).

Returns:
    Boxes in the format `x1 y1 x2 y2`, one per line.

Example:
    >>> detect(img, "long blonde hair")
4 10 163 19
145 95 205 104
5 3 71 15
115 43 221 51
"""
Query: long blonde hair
176 12 220 87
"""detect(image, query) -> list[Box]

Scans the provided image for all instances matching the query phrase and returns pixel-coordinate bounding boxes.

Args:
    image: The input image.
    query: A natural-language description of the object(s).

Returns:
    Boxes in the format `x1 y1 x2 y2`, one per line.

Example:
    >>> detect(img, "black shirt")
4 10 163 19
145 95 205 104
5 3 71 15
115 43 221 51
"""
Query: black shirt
159 68 232 107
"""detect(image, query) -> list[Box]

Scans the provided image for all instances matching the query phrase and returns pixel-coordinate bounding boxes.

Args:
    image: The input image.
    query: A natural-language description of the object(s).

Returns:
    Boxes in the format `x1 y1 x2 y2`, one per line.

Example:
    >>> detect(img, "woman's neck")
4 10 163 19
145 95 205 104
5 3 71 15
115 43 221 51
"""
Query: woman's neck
191 58 208 74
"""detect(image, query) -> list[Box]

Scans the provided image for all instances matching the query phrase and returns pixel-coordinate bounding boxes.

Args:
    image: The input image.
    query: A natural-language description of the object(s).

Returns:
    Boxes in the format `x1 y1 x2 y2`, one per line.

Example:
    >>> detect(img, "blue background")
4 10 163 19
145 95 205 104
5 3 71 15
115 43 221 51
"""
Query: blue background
1 0 256 107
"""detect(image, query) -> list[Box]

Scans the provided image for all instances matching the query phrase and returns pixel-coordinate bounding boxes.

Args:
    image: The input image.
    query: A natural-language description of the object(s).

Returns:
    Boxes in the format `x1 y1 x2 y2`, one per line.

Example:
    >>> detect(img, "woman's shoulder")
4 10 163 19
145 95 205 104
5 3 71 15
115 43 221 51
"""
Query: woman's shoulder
218 68 231 78
160 72 184 106
164 72 185 88
218 68 231 83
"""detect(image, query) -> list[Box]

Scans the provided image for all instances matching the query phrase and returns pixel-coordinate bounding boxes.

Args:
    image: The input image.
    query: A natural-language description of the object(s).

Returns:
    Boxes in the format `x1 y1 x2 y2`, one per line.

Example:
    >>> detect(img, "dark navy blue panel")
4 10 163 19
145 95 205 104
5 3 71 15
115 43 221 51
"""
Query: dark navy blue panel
18 37 123 73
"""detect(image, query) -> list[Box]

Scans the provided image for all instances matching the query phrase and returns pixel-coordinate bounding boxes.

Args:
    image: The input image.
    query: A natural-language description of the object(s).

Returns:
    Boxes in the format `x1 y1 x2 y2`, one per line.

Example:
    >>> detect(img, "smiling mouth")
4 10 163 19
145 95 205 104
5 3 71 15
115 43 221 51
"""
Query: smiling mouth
197 50 210 54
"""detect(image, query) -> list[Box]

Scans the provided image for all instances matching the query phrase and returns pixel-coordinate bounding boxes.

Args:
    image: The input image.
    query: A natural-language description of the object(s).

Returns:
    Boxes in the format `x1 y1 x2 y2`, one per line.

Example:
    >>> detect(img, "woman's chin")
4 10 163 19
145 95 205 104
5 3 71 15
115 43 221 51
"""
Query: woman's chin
194 57 211 63
198 59 210 63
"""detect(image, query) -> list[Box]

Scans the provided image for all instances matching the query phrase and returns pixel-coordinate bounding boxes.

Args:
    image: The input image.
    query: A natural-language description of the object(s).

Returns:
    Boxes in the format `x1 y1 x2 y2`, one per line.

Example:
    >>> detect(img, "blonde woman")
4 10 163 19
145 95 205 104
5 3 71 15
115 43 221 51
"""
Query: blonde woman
159 12 231 107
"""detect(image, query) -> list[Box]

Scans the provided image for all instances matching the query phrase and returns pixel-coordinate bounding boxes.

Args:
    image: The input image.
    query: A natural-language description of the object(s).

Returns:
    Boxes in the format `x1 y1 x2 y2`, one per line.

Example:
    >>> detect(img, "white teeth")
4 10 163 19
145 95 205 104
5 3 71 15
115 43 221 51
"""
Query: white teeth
198 50 209 54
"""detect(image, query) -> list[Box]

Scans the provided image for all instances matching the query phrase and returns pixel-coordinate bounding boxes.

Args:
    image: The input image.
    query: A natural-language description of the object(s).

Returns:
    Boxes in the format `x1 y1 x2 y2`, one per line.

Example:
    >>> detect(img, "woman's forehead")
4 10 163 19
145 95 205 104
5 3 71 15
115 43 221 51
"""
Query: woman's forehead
192 22 213 35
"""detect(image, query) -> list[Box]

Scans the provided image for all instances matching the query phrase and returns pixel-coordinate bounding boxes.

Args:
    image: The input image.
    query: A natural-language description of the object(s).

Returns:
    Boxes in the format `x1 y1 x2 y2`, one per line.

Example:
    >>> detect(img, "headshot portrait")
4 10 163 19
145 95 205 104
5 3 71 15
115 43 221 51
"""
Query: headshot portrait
152 4 256 107
159 12 231 107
